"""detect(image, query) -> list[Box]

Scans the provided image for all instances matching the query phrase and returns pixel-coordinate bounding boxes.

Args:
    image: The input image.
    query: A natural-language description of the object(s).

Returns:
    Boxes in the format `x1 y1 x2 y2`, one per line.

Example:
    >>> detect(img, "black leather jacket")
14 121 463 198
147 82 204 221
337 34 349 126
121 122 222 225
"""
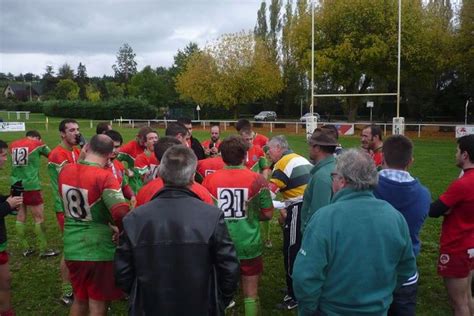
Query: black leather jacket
115 187 240 316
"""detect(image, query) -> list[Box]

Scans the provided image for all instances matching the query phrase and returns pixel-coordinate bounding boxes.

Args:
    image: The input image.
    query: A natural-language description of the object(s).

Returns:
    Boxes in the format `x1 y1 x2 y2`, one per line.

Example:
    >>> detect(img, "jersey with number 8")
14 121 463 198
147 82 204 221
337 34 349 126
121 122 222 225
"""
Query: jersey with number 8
202 166 273 260
59 161 128 261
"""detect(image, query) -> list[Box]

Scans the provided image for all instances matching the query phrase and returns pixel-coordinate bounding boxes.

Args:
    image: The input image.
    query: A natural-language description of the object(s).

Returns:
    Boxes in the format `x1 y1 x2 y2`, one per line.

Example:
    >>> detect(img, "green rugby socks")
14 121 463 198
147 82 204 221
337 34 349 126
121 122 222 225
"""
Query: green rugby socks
34 223 48 252
244 297 260 316
15 221 29 249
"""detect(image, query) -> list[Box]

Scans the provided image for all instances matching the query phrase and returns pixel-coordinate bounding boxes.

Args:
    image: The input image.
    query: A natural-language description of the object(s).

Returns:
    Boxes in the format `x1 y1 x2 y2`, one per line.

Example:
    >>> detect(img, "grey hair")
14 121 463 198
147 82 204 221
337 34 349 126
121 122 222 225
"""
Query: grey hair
335 148 378 191
159 145 197 187
268 135 289 150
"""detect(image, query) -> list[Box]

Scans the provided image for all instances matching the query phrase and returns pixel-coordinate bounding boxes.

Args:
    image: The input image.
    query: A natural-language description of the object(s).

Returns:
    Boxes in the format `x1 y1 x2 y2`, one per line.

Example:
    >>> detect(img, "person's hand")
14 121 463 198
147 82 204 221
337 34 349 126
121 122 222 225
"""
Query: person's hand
210 147 218 155
109 223 120 244
6 196 23 210
130 196 137 209
278 208 287 226
204 148 211 156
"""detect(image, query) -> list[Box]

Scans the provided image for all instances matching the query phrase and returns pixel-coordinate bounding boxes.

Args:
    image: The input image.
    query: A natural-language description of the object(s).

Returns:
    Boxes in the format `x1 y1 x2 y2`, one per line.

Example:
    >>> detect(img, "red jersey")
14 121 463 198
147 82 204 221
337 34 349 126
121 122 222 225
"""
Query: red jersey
106 160 126 187
48 144 81 212
201 139 222 150
118 140 144 162
372 150 384 168
135 151 160 183
245 145 270 173
195 156 225 183
135 177 213 207
439 168 474 253
253 133 268 148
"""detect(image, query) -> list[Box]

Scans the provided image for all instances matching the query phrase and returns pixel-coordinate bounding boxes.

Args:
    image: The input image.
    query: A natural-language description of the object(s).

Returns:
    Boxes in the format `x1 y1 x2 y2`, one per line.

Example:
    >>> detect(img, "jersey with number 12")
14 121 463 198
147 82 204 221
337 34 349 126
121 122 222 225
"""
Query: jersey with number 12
202 166 272 260
59 161 128 261
10 138 51 191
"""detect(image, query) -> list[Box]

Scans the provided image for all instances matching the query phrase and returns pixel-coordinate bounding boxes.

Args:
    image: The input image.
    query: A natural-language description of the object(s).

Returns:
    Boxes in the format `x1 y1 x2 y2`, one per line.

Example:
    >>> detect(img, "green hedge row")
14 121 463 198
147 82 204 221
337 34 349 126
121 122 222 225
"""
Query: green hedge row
0 99 157 120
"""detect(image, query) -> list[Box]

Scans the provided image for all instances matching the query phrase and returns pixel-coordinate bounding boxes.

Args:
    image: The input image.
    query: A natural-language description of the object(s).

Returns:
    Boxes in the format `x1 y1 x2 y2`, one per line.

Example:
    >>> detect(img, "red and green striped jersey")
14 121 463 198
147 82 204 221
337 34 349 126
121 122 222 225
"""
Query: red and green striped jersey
245 145 270 174
202 166 273 260
59 161 129 261
195 156 225 183
134 150 159 183
135 177 213 207
10 137 51 191
48 144 81 212
117 140 145 194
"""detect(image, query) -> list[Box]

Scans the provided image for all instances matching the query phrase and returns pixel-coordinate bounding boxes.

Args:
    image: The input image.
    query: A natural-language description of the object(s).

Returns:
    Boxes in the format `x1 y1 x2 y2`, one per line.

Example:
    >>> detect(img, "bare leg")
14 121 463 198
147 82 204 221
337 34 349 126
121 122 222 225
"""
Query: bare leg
69 299 88 316
444 276 472 316
89 299 109 316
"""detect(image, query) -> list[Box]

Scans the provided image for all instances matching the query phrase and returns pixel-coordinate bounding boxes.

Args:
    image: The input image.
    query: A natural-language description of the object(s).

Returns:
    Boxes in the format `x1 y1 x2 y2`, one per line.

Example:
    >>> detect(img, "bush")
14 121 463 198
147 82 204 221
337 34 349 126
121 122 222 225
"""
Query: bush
42 98 157 120
0 100 44 113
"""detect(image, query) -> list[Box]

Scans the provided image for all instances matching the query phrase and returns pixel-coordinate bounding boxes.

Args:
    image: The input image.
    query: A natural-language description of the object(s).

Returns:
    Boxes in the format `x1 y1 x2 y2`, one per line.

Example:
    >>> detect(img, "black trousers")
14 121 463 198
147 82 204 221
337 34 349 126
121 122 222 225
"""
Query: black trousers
283 201 303 300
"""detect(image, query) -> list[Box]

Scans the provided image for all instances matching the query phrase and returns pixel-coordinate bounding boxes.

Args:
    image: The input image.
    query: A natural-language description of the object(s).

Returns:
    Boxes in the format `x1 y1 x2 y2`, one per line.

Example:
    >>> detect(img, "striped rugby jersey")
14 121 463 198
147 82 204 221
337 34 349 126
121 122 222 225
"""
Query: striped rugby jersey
270 150 312 203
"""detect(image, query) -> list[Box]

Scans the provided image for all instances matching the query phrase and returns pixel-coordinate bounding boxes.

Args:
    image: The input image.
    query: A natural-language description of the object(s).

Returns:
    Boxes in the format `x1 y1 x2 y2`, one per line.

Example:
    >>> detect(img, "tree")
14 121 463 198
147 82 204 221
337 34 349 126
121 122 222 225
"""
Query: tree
112 43 138 84
176 31 283 117
254 2 268 40
41 65 58 98
76 62 88 100
456 0 474 97
105 82 124 99
54 79 79 100
129 66 167 106
58 63 75 80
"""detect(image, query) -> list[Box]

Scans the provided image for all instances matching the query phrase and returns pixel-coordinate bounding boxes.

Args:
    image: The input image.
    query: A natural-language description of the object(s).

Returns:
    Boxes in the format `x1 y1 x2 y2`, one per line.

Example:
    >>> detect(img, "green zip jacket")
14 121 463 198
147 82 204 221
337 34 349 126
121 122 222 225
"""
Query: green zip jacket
300 155 335 234
293 188 416 316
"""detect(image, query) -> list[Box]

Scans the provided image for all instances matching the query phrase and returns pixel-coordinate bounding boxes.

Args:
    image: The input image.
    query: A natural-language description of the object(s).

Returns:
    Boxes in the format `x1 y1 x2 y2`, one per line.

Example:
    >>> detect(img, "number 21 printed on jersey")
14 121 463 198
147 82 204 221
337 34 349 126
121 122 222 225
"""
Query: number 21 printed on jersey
217 188 248 219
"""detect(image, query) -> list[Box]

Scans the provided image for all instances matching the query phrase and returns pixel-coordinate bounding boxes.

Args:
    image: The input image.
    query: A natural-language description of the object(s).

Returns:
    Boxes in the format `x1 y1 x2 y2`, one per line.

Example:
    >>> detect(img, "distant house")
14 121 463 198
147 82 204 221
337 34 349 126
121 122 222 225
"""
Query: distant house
3 83 43 101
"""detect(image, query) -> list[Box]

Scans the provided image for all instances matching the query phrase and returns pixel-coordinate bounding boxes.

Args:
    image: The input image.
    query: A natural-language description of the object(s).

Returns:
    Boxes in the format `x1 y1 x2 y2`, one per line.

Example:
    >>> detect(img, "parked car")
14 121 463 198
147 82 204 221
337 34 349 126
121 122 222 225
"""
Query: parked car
254 111 277 121
300 112 321 122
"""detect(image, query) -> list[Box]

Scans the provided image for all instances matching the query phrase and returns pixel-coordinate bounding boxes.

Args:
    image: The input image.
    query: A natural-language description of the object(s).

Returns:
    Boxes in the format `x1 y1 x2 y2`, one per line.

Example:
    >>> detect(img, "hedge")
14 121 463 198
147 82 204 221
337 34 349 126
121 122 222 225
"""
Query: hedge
0 98 157 120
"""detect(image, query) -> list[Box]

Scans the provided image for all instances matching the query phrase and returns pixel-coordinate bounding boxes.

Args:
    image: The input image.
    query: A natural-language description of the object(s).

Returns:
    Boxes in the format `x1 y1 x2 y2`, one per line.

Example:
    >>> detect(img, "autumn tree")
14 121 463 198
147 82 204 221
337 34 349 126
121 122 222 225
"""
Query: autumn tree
176 31 283 117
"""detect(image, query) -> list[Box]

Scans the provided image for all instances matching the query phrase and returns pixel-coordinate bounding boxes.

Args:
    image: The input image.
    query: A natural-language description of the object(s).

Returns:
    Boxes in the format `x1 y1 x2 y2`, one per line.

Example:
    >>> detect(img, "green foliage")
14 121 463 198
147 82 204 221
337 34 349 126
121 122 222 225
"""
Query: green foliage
42 98 157 119
0 100 44 113
54 79 79 100
104 82 124 99
129 66 167 106
57 63 74 80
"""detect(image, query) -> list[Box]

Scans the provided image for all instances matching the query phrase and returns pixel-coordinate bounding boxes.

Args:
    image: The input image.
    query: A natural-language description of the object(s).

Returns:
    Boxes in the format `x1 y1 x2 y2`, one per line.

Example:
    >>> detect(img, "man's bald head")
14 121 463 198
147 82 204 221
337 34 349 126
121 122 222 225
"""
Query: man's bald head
89 134 114 157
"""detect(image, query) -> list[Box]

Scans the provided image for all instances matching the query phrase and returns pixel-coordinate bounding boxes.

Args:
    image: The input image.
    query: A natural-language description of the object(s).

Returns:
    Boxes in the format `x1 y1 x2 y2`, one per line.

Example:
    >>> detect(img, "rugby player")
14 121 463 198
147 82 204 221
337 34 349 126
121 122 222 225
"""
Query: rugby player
59 135 129 316
134 130 159 184
48 119 82 305
10 130 59 258
202 135 273 316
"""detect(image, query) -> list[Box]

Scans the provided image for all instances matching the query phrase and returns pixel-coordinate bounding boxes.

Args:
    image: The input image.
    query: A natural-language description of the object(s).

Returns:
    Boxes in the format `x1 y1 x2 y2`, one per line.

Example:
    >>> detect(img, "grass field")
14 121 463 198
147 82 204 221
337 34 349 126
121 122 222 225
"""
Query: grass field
0 112 459 315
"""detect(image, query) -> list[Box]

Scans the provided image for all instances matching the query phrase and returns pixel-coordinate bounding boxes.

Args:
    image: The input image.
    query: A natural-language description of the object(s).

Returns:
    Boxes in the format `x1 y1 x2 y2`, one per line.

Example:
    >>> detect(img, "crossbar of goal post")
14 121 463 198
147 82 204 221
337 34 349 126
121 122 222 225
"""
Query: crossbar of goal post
305 92 400 138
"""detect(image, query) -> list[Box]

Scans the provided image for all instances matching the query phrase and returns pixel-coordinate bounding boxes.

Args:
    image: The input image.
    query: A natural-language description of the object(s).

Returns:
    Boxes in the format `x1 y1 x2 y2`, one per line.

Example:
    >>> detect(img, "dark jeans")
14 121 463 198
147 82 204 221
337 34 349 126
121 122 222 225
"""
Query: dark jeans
283 201 303 300
388 282 418 316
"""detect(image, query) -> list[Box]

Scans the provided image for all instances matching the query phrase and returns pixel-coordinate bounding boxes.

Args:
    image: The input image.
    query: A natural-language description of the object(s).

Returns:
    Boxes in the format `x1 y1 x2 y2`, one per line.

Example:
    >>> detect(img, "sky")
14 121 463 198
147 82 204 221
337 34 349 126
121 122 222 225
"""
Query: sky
0 0 261 77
